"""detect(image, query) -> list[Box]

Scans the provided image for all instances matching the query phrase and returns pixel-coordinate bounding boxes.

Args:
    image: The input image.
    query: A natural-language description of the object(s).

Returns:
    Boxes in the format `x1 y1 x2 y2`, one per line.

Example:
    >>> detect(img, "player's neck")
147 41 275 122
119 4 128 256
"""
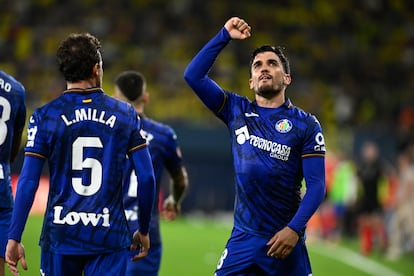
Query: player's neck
67 79 99 90
134 103 145 115
255 93 285 108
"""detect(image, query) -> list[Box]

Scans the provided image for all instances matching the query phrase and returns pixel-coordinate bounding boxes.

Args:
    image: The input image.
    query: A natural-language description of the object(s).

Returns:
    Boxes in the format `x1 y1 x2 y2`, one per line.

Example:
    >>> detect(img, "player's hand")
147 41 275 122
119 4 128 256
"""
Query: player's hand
130 231 150 262
224 17 251 40
266 226 299 259
5 239 27 276
162 195 180 221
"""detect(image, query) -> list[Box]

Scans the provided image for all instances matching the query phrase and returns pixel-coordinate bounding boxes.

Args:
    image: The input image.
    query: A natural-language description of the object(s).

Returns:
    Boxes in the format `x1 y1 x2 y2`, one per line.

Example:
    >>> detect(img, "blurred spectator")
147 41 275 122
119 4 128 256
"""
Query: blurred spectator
1 1 413 129
355 141 388 255
326 150 357 239
386 151 414 260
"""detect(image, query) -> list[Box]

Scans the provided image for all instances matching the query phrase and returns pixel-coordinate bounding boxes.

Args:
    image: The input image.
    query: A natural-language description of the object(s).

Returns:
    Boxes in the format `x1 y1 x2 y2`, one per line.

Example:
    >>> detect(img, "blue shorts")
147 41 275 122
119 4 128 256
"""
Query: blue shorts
214 228 312 276
125 243 162 276
40 248 128 276
0 208 12 258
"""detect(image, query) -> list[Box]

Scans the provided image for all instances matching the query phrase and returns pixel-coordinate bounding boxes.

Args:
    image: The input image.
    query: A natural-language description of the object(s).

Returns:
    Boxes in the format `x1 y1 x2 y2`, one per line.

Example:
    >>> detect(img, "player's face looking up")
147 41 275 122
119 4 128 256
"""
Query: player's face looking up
249 51 291 99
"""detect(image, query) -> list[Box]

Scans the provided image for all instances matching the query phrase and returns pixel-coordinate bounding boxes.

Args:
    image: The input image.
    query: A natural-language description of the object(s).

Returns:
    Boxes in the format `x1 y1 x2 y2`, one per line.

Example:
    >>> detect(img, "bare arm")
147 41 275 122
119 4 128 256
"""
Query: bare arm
163 166 189 220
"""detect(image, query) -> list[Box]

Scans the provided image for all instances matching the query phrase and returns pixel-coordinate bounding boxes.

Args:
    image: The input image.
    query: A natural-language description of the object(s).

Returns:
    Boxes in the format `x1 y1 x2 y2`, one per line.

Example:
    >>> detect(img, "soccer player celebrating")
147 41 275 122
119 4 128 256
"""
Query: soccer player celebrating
0 69 26 276
5 33 156 276
184 17 326 275
114 70 189 275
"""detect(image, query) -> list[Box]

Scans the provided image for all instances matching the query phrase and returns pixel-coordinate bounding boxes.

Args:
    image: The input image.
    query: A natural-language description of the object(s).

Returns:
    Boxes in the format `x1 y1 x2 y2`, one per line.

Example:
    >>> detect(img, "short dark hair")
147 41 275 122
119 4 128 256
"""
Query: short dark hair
249 45 290 75
114 71 146 102
56 33 101 82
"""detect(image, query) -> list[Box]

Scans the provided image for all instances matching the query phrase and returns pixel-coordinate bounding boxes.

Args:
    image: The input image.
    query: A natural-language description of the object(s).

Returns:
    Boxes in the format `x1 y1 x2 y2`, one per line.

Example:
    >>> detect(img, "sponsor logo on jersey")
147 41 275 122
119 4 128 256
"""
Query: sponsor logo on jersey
314 132 326 152
53 205 110 227
26 116 38 147
275 119 292 133
235 125 291 161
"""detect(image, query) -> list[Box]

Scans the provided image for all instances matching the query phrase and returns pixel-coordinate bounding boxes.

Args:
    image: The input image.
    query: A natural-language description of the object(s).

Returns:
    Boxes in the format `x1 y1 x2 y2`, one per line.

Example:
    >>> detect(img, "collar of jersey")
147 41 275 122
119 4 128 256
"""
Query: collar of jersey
253 98 292 109
63 87 103 94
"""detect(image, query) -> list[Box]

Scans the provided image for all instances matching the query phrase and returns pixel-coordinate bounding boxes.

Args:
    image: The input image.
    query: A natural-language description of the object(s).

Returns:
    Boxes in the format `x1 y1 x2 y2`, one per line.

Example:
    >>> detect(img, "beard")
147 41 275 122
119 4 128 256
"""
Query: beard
255 84 282 99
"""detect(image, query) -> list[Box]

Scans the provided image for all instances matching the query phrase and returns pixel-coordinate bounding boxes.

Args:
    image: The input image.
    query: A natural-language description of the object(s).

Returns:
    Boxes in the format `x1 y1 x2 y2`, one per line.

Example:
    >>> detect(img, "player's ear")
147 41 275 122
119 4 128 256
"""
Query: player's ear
142 91 149 104
92 63 100 76
283 74 291 85
248 78 253 90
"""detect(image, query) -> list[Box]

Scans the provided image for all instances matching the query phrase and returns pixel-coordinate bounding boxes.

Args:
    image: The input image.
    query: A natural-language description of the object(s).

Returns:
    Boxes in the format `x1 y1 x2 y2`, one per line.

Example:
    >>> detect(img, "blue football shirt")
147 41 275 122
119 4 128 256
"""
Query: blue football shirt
24 88 147 254
184 27 326 239
217 93 325 238
123 116 183 246
0 70 26 208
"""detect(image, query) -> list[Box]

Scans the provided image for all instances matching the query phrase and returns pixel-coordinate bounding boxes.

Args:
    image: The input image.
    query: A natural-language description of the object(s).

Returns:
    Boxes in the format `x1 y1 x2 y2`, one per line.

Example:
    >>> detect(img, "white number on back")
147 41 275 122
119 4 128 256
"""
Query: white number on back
0 96 11 179
72 137 103 196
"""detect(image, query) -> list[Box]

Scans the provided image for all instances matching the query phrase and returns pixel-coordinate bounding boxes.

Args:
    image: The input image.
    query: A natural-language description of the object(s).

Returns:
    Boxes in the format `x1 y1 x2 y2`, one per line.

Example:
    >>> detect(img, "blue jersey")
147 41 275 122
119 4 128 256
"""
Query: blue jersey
123 116 182 246
25 88 146 254
184 27 326 241
0 70 26 208
217 93 325 238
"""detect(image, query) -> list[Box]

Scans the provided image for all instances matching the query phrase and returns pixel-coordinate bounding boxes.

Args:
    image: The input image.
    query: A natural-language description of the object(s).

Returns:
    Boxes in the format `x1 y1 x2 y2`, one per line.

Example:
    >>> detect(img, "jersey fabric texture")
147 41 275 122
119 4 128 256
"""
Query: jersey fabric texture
23 88 146 254
184 27 326 275
0 70 26 208
123 116 182 274
218 93 325 238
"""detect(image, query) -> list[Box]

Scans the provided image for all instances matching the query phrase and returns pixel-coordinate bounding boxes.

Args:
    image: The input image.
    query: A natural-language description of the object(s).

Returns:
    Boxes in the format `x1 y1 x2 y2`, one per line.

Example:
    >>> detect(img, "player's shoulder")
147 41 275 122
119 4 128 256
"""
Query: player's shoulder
98 94 140 119
0 69 25 95
225 90 251 103
143 117 177 138
289 102 319 121
286 102 323 133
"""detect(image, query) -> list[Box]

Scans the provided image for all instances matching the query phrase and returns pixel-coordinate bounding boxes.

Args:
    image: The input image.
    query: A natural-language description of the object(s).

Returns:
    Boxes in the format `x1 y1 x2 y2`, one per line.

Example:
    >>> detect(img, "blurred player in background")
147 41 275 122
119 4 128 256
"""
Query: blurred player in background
0 69 26 276
114 70 189 276
355 140 388 255
184 17 326 275
5 33 156 276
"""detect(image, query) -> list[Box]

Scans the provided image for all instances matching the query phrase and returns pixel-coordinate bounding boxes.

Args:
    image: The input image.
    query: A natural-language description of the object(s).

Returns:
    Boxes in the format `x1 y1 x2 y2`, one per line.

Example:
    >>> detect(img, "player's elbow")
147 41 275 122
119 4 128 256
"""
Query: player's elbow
183 66 194 86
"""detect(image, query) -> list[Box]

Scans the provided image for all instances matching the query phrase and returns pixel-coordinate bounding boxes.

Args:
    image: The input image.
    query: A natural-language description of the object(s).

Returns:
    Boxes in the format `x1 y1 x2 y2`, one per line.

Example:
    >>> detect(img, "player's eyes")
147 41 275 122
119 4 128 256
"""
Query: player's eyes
253 62 261 69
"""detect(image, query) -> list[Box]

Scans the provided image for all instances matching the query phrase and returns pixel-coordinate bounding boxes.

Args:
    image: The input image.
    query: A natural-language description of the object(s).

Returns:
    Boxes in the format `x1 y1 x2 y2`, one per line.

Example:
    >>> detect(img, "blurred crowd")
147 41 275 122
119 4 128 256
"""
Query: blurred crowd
310 139 414 260
2 0 414 259
1 1 413 128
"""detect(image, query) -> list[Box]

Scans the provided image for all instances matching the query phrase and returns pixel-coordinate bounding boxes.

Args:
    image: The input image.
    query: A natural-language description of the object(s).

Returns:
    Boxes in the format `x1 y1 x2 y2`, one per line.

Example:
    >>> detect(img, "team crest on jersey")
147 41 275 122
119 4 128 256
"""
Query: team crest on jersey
275 119 292 133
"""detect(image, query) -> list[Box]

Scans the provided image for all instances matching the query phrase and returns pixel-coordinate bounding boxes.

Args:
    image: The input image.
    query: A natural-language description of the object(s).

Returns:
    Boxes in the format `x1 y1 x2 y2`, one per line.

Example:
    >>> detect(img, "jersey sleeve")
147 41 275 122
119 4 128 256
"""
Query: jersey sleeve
288 115 326 234
162 127 184 173
24 111 49 159
302 115 326 157
127 110 147 153
8 155 45 241
128 144 156 235
184 27 231 113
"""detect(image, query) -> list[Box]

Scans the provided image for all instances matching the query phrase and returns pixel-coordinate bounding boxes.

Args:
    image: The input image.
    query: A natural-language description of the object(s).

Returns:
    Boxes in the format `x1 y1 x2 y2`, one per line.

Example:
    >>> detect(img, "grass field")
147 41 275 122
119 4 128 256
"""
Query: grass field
6 214 414 276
